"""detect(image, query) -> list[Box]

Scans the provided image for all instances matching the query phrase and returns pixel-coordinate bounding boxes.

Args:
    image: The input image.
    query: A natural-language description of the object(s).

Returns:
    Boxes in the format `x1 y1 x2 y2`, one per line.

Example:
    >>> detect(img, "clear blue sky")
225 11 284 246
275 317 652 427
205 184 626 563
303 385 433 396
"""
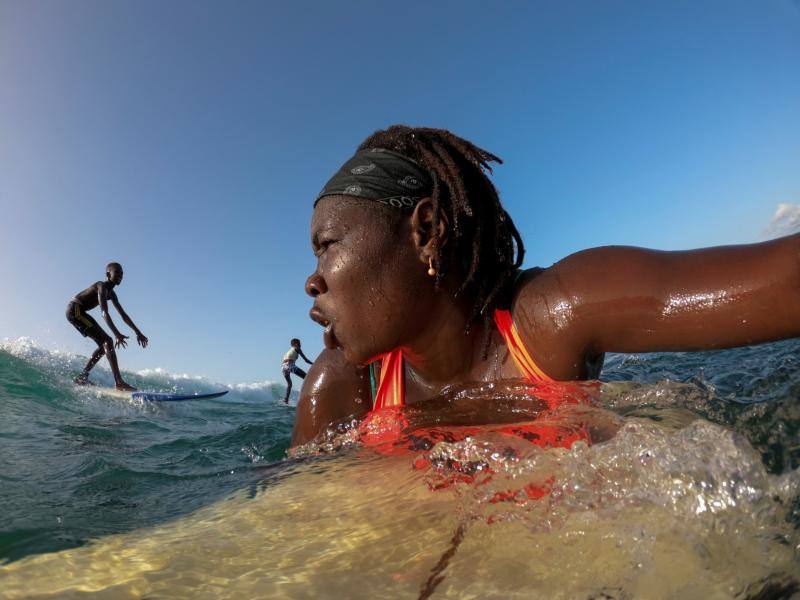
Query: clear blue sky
1 0 799 383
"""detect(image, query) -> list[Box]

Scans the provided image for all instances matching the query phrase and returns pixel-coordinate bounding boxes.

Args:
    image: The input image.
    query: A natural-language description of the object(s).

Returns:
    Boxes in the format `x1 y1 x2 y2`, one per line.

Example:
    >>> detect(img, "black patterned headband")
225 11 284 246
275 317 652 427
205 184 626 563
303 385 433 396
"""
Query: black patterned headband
315 148 433 210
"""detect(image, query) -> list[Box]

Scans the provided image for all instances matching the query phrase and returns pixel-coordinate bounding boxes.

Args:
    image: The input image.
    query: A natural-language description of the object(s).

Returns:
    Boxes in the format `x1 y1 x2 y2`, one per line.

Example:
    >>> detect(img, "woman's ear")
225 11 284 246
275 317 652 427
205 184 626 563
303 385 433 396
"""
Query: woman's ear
411 198 449 263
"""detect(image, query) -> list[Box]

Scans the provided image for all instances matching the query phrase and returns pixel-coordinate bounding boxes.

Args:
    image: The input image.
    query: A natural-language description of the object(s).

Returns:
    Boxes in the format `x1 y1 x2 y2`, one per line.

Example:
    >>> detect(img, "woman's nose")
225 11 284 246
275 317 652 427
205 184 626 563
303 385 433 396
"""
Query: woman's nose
305 272 327 297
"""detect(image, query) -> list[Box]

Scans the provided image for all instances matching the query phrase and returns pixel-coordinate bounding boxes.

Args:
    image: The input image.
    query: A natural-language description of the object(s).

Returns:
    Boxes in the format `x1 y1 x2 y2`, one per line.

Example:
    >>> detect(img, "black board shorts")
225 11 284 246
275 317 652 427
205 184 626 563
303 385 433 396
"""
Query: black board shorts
66 302 112 347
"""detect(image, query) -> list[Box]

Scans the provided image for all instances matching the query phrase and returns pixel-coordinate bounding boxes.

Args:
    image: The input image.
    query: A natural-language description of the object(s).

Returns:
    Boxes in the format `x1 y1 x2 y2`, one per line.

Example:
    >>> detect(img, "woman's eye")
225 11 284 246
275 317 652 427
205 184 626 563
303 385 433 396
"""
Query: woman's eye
316 239 337 255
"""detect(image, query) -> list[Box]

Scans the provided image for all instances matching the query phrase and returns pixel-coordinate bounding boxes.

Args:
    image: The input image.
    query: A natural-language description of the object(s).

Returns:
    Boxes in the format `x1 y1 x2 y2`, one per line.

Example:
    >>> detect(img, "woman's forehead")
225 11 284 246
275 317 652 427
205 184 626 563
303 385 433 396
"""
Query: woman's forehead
311 196 378 230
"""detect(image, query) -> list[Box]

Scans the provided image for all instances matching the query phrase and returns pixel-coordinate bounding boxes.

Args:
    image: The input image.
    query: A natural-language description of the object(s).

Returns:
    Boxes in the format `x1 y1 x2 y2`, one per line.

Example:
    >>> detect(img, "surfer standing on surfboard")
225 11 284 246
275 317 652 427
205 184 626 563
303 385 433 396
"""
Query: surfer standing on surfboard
66 262 148 391
281 338 312 404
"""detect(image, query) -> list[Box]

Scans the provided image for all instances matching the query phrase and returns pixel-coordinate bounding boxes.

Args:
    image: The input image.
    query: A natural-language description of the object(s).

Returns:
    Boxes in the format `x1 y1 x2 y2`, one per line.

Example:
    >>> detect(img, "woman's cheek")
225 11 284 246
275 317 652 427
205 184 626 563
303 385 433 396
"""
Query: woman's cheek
327 250 350 279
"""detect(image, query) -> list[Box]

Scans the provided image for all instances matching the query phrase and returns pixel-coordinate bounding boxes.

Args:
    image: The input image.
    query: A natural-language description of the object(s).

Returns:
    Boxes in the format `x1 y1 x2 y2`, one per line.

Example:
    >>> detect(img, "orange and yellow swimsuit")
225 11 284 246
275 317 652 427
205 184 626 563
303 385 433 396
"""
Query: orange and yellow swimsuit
358 308 592 455
369 309 553 409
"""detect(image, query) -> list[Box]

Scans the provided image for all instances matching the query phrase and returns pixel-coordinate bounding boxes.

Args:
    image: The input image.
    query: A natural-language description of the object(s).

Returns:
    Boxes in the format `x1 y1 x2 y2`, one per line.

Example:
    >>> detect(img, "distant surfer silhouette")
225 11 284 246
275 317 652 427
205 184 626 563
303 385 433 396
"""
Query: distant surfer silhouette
66 262 148 391
282 338 312 404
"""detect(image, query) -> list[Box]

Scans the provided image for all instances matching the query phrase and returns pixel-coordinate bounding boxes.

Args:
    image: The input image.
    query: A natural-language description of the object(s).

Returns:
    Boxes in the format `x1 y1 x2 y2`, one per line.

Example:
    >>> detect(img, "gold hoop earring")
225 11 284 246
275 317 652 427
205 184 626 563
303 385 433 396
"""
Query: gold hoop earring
427 258 436 277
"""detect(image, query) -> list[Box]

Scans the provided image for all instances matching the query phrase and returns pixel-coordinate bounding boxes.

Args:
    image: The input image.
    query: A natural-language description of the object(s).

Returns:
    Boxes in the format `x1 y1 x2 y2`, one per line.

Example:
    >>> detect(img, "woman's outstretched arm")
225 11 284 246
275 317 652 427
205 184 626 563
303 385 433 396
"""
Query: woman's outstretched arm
514 233 800 379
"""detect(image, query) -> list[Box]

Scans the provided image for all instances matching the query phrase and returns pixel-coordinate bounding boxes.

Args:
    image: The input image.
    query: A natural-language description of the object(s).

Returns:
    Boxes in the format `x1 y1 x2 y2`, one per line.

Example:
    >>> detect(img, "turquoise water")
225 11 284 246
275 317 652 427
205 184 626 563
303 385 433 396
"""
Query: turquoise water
0 339 295 563
1 336 799 596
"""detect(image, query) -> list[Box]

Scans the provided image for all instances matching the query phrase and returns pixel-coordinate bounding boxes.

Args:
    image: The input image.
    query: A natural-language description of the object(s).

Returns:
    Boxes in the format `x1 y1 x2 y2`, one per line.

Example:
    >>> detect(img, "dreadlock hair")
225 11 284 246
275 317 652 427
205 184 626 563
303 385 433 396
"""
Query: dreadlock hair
357 125 525 357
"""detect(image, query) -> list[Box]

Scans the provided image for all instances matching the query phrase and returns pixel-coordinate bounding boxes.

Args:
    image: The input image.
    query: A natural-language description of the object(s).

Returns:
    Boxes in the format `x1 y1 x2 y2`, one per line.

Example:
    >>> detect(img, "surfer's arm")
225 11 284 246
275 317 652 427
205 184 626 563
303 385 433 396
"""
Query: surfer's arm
111 296 142 335
111 296 148 348
526 233 800 359
291 349 371 446
98 285 124 338
298 349 313 365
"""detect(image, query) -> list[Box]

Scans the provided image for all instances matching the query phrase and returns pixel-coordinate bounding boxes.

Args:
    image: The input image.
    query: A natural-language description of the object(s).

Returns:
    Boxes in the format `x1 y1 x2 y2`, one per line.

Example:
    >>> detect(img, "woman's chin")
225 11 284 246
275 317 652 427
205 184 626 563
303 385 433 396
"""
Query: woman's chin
337 346 373 367
333 332 391 366
322 324 337 350
341 347 363 366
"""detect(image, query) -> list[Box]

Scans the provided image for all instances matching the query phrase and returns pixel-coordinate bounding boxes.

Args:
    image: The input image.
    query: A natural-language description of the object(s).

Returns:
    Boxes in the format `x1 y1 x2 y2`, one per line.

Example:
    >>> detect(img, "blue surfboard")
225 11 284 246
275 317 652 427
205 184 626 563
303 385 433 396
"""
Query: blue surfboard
131 390 229 402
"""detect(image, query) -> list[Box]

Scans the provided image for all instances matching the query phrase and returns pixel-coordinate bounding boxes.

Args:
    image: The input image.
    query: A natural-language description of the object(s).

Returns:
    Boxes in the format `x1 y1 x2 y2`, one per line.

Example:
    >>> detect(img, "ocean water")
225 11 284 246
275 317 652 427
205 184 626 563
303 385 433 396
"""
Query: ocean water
0 336 798 598
0 338 295 563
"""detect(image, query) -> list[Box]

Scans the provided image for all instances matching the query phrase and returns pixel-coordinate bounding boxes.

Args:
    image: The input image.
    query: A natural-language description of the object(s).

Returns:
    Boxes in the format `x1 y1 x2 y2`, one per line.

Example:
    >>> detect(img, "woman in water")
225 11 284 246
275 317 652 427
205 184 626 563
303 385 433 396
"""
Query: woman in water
292 125 800 446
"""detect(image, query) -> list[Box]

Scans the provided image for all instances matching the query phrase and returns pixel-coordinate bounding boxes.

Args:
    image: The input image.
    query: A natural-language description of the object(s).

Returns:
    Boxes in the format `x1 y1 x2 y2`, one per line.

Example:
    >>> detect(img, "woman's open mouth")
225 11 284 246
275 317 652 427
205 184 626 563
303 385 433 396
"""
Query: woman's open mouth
310 307 339 350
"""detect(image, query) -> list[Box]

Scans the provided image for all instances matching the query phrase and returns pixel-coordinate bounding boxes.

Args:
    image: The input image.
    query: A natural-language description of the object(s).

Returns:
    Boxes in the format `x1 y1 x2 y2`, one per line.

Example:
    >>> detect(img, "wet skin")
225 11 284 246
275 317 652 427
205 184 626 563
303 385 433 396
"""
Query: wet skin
292 195 800 446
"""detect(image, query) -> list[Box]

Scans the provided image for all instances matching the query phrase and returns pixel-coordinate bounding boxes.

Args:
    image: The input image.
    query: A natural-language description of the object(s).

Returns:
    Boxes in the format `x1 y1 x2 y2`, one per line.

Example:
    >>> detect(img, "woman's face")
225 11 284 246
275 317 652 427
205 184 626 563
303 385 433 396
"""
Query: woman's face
306 196 432 365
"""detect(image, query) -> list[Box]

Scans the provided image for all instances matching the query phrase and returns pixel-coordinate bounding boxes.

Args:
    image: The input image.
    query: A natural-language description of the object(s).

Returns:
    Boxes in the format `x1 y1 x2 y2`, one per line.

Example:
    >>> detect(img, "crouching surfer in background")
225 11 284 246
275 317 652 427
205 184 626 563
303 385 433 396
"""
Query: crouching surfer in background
66 262 148 391
282 338 312 404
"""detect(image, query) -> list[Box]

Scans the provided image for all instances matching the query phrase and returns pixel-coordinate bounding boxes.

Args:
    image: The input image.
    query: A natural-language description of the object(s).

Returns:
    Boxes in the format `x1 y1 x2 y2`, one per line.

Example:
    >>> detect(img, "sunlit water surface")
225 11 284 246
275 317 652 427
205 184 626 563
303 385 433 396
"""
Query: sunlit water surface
1 338 798 598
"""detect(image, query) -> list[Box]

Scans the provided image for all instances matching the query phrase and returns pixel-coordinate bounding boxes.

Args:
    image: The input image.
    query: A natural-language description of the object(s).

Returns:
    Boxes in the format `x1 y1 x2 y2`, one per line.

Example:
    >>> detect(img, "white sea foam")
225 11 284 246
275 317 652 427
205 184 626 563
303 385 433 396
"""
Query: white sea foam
0 337 294 403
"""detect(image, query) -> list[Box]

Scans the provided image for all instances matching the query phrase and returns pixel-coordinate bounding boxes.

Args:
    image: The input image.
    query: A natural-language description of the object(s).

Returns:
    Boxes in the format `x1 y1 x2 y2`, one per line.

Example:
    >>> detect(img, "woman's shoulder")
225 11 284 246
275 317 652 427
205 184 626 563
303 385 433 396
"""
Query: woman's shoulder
506 258 604 380
509 265 555 309
291 349 371 446
512 246 651 306
507 246 662 378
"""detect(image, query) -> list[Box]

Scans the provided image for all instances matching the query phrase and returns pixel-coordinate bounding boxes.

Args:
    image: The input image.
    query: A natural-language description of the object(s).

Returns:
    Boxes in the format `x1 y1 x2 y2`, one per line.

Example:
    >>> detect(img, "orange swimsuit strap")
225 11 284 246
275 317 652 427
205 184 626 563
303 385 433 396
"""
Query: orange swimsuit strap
370 308 552 409
493 308 554 383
